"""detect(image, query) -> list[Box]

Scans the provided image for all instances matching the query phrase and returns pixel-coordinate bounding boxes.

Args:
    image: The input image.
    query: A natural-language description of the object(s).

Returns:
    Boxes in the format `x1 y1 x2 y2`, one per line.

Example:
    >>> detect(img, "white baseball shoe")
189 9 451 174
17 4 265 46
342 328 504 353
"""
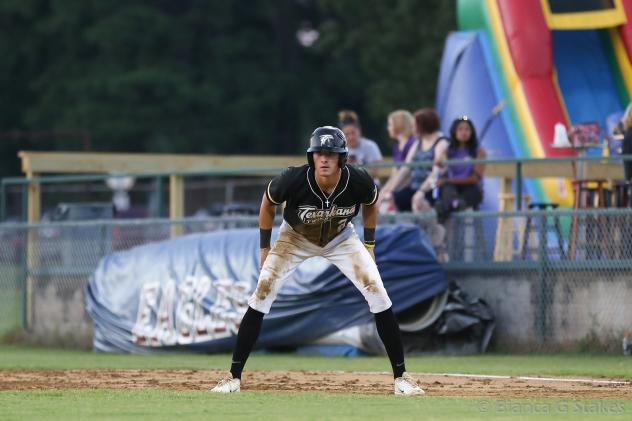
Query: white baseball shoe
394 372 425 396
211 372 241 393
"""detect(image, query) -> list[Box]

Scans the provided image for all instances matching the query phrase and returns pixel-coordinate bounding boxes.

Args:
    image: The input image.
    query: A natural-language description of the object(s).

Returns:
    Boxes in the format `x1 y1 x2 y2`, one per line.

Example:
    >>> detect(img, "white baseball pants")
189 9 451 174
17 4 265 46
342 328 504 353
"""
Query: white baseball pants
248 222 392 314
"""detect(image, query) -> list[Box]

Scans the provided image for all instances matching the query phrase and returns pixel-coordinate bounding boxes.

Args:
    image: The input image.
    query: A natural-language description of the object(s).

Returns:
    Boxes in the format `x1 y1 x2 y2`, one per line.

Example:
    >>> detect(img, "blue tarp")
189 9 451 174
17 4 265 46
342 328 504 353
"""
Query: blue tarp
86 224 448 353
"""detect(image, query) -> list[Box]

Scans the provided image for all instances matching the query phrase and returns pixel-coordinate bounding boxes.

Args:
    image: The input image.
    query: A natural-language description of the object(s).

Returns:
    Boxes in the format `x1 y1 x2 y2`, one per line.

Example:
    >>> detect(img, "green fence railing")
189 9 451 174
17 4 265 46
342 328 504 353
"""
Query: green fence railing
3 154 632 222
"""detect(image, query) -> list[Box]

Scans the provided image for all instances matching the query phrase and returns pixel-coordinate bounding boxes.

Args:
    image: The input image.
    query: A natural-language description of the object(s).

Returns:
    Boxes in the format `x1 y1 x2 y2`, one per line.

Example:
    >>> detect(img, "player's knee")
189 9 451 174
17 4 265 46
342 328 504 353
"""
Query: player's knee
367 291 392 314
254 277 275 301
247 294 274 314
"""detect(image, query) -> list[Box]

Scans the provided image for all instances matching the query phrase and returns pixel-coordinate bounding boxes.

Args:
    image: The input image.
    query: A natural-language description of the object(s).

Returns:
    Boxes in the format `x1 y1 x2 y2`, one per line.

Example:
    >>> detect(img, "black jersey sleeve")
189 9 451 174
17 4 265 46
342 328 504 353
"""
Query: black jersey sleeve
350 166 378 205
362 182 379 206
266 166 301 205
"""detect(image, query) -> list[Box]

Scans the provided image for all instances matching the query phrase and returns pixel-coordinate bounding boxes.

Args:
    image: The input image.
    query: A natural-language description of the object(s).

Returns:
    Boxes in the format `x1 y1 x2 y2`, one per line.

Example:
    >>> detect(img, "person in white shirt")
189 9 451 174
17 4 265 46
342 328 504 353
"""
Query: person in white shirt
338 110 383 183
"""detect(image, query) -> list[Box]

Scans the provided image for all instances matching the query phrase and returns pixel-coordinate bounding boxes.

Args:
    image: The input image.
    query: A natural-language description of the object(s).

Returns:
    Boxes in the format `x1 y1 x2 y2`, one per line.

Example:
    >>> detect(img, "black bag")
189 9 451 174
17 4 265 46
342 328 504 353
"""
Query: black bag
359 281 495 355
399 281 495 355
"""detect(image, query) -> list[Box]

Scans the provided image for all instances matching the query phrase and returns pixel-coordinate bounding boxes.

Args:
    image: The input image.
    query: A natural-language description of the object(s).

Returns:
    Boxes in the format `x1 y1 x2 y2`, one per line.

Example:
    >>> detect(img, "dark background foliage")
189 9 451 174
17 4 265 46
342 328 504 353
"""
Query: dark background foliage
0 0 455 177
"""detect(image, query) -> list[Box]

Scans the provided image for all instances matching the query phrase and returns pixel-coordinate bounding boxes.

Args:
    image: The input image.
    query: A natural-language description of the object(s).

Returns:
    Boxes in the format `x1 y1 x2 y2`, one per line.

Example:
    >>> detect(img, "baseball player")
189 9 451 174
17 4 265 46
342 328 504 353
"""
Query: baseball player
212 126 424 395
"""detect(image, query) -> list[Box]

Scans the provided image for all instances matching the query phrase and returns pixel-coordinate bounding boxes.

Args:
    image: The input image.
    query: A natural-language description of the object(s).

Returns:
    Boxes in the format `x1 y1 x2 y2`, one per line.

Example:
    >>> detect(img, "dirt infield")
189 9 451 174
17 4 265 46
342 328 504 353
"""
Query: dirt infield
1 369 630 398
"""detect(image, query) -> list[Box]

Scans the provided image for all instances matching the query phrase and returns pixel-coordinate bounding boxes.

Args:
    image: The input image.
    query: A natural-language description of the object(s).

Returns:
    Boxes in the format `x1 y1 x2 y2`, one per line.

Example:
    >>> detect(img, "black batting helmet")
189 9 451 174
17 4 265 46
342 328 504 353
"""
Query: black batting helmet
306 126 348 169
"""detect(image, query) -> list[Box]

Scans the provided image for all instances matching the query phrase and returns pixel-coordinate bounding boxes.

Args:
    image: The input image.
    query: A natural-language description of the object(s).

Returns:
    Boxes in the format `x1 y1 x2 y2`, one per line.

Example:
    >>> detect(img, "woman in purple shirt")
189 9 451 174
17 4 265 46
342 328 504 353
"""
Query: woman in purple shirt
435 116 486 222
377 110 417 211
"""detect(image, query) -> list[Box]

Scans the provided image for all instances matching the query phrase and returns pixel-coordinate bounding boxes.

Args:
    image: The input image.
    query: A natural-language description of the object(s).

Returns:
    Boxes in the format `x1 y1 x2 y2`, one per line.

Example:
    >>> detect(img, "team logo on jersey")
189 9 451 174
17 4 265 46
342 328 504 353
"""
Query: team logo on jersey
319 134 334 146
298 204 356 224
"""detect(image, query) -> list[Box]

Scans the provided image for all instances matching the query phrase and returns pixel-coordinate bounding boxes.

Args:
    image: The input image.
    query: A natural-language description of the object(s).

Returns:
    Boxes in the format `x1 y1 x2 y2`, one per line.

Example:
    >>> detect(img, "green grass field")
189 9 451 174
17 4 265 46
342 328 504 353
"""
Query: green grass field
0 345 631 377
1 345 630 420
1 390 628 421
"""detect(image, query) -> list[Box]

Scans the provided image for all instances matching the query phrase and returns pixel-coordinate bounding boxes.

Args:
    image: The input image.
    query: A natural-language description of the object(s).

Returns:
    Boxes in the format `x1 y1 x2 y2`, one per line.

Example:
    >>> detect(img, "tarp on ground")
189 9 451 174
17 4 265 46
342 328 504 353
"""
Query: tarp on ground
86 224 448 353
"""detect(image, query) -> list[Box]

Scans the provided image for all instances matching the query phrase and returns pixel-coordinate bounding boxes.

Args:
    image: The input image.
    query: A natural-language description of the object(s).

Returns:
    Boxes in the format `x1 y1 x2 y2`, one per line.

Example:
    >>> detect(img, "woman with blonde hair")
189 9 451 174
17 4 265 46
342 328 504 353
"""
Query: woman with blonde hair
377 110 417 211
383 108 449 212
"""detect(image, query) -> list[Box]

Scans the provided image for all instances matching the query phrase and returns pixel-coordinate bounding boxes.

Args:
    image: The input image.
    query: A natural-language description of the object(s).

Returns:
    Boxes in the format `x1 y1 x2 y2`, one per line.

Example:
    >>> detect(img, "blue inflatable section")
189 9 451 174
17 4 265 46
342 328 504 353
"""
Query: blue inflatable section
553 30 623 156
436 31 539 210
86 225 448 353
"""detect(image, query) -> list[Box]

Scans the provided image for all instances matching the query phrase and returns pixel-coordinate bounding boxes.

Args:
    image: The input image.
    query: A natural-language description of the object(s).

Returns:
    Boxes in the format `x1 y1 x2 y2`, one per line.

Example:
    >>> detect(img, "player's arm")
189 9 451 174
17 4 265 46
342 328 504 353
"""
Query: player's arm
259 192 277 269
260 167 292 267
362 201 377 262
361 179 378 262
362 202 377 232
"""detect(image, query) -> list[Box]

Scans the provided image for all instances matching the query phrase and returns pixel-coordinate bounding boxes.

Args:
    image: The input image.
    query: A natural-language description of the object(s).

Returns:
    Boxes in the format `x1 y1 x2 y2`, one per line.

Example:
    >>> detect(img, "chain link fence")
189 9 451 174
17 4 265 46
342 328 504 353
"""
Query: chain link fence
1 208 631 351
0 216 261 346
1 175 269 222
387 208 632 351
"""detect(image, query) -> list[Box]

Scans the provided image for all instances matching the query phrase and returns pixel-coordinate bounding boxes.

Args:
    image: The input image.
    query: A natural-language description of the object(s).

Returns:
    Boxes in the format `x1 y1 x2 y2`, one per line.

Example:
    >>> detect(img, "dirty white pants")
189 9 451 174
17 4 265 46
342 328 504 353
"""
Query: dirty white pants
248 222 392 314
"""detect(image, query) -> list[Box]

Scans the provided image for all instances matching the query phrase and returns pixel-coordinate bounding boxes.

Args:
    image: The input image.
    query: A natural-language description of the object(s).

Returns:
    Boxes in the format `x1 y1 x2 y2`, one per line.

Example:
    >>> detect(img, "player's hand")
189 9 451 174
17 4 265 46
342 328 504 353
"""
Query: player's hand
365 246 375 262
260 247 270 269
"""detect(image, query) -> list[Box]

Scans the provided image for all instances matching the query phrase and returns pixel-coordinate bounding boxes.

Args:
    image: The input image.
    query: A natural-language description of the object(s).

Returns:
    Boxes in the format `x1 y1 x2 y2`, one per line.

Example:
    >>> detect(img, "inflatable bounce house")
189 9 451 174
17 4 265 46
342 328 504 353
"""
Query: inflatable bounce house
437 0 632 209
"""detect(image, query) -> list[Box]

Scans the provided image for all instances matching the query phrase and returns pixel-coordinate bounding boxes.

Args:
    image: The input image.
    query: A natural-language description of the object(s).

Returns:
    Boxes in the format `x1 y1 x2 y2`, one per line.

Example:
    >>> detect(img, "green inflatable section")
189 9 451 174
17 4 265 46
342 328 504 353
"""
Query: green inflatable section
458 0 487 30
600 30 631 106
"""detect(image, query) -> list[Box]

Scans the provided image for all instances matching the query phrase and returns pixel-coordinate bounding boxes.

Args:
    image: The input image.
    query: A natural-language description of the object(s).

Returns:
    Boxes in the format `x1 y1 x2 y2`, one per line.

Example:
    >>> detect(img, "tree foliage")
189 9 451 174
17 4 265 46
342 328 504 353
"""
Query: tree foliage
317 0 456 141
0 0 455 177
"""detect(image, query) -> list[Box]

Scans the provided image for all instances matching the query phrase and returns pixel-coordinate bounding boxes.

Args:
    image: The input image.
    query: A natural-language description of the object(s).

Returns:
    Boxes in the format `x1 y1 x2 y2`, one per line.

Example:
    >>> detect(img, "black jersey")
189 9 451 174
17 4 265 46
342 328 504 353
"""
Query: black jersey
265 164 378 247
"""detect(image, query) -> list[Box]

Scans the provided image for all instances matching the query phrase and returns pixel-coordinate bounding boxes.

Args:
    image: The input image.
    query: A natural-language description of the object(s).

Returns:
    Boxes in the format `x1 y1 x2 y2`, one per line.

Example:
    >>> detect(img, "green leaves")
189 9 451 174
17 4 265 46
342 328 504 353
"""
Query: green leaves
0 0 455 177
318 0 456 127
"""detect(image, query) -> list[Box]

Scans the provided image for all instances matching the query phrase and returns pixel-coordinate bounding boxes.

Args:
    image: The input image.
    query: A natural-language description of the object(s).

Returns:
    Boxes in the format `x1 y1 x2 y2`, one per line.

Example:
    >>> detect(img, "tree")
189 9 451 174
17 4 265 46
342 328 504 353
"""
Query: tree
0 0 456 177
317 0 456 144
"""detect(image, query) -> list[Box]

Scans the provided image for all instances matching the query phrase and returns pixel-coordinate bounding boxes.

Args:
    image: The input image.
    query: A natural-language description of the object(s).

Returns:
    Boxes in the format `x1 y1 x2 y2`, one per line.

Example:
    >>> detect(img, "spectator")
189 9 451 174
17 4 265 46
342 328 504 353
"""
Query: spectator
393 108 449 212
435 116 486 222
338 110 383 182
378 108 448 211
377 110 417 211
616 103 632 180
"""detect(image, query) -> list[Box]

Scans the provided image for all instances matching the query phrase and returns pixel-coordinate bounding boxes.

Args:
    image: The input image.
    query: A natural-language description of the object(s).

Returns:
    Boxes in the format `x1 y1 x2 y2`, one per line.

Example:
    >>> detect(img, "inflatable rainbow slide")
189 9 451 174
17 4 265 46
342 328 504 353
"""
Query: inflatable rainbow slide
437 0 632 209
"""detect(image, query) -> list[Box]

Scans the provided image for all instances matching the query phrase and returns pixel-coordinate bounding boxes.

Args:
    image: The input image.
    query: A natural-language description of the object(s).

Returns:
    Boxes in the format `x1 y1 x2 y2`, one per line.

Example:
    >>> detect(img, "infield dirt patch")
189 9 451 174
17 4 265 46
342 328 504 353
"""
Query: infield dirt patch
1 369 630 398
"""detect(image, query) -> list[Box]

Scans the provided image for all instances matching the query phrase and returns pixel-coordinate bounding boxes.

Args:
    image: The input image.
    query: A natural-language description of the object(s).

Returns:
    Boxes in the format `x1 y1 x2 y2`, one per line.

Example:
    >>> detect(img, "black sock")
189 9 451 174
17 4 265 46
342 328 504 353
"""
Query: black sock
374 308 406 378
230 306 264 379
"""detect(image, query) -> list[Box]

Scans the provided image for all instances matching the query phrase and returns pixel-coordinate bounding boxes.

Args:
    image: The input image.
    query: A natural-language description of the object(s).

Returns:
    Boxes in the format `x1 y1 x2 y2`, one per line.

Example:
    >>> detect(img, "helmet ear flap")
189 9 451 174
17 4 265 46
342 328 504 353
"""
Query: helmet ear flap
339 153 347 168
307 152 314 168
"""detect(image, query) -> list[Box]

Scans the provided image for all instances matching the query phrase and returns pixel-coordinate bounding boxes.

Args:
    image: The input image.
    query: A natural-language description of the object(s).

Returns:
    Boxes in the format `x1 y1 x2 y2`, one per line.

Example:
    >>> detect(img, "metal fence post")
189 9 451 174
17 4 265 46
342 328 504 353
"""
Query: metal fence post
19 226 28 330
169 175 184 237
0 180 6 222
21 180 37 331
21 183 28 223
516 162 523 210
153 176 163 218
536 212 551 344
